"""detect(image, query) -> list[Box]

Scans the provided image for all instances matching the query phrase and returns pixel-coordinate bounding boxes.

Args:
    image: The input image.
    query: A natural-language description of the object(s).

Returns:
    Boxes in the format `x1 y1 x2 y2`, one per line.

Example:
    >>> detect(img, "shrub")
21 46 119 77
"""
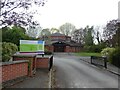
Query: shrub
84 44 105 53
101 47 115 58
109 48 120 68
2 42 18 62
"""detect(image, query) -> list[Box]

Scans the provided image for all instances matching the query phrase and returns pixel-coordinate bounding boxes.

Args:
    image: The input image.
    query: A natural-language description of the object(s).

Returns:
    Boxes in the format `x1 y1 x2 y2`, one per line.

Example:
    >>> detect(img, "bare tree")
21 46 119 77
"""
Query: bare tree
59 23 76 36
93 26 102 44
103 19 120 47
72 28 84 44
50 28 59 34
27 24 42 38
0 0 46 27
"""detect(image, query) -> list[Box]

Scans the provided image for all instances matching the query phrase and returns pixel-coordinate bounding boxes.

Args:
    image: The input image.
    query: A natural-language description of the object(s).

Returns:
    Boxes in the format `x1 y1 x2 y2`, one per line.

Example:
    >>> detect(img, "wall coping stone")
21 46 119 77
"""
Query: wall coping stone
36 55 53 59
0 60 29 66
13 53 37 58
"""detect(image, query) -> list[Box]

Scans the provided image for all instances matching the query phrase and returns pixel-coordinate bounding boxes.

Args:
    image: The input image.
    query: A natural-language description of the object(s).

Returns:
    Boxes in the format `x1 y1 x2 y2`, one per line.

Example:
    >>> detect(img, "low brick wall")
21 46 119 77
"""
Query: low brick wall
0 60 29 83
36 56 49 68
36 58 49 68
36 55 53 70
12 54 36 76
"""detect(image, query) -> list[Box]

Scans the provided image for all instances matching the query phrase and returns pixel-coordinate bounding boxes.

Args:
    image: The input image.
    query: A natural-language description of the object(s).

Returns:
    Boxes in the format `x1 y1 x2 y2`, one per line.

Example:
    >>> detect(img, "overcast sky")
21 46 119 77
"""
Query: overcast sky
33 0 119 29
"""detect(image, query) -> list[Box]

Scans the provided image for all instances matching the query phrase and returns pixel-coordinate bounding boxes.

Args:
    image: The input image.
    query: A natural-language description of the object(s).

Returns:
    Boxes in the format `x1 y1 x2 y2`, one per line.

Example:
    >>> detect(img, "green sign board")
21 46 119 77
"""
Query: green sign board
20 40 44 53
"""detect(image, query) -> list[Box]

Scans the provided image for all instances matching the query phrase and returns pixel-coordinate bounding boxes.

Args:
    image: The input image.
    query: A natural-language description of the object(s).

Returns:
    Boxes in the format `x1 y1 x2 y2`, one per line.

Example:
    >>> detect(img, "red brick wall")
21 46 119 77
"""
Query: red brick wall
65 46 81 52
45 45 81 53
1 62 28 83
65 46 70 52
36 58 49 68
13 57 35 77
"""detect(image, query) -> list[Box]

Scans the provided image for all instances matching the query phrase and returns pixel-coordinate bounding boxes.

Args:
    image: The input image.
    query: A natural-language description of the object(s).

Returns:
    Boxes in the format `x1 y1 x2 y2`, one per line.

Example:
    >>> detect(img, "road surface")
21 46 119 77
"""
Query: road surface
53 53 119 88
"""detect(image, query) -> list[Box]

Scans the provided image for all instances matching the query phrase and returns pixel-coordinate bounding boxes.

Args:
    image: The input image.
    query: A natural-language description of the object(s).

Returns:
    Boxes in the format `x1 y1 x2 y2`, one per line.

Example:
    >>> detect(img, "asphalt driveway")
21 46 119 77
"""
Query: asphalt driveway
53 53 119 88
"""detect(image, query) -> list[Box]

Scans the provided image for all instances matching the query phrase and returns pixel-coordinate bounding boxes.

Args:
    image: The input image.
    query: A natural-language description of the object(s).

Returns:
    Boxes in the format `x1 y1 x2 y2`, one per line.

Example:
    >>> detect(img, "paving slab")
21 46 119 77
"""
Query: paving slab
7 69 49 88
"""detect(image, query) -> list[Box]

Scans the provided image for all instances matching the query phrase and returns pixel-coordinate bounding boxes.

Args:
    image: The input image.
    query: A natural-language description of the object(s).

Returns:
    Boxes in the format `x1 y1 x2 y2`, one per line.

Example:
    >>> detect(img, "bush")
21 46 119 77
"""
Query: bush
2 42 18 62
84 44 105 53
109 48 120 68
101 47 115 58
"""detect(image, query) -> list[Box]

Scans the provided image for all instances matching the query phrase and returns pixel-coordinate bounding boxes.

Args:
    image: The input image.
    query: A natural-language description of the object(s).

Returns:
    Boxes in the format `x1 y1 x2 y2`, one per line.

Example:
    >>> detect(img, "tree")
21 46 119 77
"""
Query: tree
59 23 76 36
72 28 84 44
103 19 120 47
2 25 31 46
113 21 120 47
27 24 42 38
84 25 94 46
39 28 51 42
50 28 59 34
40 28 51 36
0 0 46 27
93 26 102 44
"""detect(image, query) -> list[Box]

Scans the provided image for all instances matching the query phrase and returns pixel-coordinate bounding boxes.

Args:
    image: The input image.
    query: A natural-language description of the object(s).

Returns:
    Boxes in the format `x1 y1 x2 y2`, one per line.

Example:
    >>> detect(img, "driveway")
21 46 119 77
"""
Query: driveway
53 53 119 88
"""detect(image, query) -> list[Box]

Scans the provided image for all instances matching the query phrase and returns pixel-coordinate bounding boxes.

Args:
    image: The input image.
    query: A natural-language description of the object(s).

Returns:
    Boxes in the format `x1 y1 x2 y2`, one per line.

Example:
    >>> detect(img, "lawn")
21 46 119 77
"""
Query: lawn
75 52 101 57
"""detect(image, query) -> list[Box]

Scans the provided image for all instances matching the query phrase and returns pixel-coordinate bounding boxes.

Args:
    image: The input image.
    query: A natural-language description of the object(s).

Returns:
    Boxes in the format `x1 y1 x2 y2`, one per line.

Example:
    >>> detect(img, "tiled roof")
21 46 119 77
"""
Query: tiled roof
44 32 81 47
51 40 81 47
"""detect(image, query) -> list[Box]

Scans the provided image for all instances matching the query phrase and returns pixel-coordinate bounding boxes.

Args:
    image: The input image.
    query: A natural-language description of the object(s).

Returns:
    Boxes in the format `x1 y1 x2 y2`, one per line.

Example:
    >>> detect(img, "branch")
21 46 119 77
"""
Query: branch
0 0 22 16
2 0 7 8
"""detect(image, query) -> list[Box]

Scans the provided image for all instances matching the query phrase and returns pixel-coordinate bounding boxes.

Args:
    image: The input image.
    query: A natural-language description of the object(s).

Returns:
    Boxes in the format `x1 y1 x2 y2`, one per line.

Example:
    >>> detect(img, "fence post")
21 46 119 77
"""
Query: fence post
104 57 107 69
91 56 93 64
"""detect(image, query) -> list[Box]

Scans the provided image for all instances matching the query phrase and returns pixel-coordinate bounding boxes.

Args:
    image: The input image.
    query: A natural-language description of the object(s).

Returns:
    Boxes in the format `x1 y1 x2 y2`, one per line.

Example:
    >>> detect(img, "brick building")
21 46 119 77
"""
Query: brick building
44 33 82 52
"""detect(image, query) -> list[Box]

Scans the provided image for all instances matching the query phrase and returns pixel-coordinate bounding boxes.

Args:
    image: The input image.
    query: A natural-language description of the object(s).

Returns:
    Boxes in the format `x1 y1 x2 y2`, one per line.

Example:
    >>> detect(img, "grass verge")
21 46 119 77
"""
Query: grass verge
75 52 101 57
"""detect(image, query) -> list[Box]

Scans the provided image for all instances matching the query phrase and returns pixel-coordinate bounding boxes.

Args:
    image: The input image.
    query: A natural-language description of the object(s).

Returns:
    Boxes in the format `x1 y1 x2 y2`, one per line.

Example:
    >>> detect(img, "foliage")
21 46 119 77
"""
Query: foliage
27 24 42 38
101 47 115 59
2 25 32 46
84 44 106 53
72 28 84 44
28 61 31 71
72 25 94 46
83 26 94 46
40 28 51 36
0 0 46 27
103 19 120 47
2 42 18 62
59 23 76 36
50 28 59 34
39 28 51 43
109 48 120 68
